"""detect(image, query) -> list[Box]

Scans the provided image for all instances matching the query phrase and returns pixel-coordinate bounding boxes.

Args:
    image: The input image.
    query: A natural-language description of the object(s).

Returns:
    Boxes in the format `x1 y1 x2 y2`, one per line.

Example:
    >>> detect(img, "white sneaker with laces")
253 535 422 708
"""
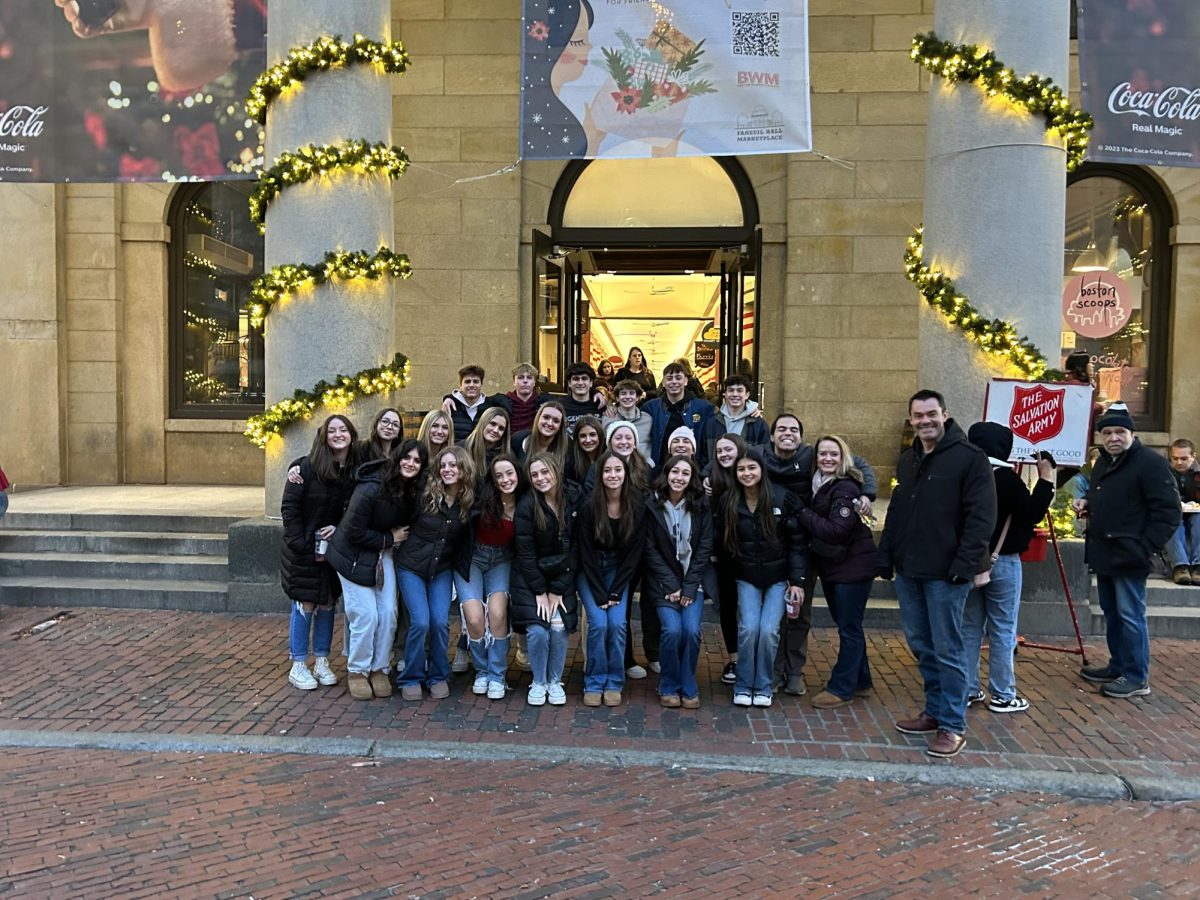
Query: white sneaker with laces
547 683 567 705
626 665 648 680
289 660 318 690
472 674 489 695
487 680 506 700
312 656 337 686
452 646 471 673
527 683 548 706
733 692 752 707
648 661 661 674
988 695 1030 713
752 693 773 707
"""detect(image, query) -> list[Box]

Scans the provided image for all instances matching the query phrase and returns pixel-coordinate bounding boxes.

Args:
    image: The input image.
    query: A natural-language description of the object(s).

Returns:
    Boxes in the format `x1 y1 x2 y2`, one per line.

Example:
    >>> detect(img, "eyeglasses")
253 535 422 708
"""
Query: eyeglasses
379 419 401 428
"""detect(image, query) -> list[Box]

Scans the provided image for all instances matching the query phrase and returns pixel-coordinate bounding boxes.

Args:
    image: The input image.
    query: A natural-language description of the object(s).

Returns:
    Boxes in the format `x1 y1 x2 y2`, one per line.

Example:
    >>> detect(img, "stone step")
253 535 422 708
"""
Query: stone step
0 576 229 612
0 512 243 534
1089 604 1200 640
0 552 227 582
0 530 228 556
1144 580 1200 607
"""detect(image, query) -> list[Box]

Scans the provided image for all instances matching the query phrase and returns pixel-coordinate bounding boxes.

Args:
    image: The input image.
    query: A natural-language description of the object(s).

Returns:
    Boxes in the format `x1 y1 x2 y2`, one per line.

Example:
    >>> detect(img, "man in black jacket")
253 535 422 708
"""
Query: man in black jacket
1073 403 1181 699
879 389 996 759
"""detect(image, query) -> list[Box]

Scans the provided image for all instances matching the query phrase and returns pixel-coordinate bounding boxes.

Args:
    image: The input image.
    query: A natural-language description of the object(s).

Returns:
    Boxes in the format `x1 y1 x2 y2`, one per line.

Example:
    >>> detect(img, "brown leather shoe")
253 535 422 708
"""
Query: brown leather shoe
926 729 967 758
1174 565 1191 585
811 690 852 709
348 673 373 701
660 694 681 708
429 681 450 700
681 696 700 709
602 690 622 707
369 671 392 698
583 692 602 707
895 711 939 734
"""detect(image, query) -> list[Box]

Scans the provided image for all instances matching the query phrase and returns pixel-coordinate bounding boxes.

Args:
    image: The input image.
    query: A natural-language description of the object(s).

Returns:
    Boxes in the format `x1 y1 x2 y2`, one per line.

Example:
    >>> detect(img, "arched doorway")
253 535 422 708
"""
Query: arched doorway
534 157 761 398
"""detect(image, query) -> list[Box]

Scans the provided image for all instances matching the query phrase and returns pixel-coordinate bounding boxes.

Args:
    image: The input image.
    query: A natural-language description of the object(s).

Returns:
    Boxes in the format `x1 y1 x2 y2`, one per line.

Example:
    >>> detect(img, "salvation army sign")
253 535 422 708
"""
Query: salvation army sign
983 379 1096 467
1078 0 1200 168
1061 271 1132 339
520 0 811 160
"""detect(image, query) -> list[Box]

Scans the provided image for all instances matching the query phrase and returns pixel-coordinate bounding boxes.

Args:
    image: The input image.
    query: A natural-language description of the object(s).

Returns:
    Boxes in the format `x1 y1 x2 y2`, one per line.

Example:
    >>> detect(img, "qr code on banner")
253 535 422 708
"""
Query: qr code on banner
731 11 781 58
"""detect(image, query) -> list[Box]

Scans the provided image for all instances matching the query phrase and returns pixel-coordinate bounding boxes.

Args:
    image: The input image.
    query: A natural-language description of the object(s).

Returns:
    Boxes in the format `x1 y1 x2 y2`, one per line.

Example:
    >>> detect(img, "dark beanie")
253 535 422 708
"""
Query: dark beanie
968 421 1014 461
1096 402 1135 432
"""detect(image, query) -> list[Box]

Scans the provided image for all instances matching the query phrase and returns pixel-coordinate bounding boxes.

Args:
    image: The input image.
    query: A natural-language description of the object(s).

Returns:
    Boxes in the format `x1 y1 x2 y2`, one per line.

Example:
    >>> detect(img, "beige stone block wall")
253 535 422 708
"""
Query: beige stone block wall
393 0 523 408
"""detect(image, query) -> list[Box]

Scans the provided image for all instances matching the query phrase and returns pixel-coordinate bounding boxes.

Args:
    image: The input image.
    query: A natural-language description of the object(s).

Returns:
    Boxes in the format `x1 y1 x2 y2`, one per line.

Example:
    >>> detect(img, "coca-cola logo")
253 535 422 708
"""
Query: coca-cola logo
0 105 48 139
1107 83 1200 121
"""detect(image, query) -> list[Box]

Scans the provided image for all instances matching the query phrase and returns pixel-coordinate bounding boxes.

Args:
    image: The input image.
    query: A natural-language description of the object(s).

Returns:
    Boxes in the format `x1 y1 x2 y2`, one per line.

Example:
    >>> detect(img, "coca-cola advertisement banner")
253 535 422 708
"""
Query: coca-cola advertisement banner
1078 0 1200 168
0 1 266 182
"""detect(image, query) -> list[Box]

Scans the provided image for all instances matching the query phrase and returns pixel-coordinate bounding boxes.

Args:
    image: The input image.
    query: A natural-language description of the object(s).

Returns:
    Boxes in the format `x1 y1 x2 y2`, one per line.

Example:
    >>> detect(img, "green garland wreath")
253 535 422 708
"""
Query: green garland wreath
246 34 410 124
244 353 412 448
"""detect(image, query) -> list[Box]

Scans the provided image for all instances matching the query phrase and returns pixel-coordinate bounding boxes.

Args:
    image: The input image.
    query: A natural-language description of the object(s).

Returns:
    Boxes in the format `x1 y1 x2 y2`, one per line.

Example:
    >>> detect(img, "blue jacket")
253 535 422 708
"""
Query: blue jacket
645 394 716 467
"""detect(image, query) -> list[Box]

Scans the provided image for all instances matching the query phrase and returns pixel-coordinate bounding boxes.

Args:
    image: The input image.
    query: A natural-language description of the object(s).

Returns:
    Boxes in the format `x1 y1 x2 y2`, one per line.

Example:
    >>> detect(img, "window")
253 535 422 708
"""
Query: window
169 182 265 417
1063 165 1172 430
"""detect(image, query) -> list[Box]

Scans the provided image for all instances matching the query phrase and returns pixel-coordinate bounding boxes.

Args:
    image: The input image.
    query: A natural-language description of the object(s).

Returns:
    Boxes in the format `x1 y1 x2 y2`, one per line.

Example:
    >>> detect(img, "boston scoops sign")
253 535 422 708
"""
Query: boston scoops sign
1079 1 1200 168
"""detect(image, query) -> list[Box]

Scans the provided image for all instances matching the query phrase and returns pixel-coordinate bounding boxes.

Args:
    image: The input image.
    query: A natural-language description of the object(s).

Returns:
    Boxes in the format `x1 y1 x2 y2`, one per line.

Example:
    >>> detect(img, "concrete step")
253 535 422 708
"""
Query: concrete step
0 576 229 612
1089 604 1200 639
0 512 243 534
0 552 228 581
1144 580 1200 607
0 530 228 556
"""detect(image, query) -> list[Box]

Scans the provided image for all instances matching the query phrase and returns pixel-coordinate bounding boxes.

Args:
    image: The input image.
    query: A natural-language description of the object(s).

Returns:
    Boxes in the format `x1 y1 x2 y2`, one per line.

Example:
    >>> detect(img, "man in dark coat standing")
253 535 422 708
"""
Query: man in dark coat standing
879 389 996 759
1073 403 1181 699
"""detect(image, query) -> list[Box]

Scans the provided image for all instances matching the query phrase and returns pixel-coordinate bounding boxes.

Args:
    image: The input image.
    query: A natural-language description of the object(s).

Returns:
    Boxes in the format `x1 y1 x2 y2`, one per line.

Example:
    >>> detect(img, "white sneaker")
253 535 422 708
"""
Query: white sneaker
527 683 548 706
547 682 567 705
515 646 532 672
312 657 337 686
626 665 648 680
452 646 471 673
289 660 318 691
648 661 661 674
733 692 752 707
472 674 489 695
752 693 773 708
487 681 506 700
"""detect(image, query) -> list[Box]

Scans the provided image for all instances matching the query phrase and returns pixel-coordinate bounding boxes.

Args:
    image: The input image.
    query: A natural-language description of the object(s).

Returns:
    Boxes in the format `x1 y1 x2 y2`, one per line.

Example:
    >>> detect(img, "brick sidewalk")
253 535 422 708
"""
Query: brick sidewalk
3 748 1198 898
2 605 1197 780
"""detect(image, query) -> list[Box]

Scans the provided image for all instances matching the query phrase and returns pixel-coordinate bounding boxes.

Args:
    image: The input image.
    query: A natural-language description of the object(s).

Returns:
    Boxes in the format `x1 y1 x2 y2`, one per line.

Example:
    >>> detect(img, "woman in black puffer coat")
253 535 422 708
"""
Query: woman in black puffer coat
280 414 358 692
795 435 878 709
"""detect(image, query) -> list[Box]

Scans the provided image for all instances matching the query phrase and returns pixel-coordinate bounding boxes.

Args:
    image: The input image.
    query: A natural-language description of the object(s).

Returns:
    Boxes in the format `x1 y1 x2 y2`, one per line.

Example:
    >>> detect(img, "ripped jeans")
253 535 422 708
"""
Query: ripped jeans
453 544 513 684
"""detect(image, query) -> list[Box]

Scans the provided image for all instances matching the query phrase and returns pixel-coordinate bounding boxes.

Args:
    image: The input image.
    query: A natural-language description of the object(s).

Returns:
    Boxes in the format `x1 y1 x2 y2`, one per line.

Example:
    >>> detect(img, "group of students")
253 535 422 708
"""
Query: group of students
279 356 891 710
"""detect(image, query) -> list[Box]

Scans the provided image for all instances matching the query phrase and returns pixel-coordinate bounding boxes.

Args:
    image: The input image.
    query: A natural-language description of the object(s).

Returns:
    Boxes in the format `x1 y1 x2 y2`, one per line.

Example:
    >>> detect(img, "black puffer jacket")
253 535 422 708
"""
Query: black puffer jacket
643 494 715 608
576 497 647 606
967 422 1056 555
325 460 420 587
510 485 582 633
797 476 877 583
764 446 878 502
879 419 997 582
280 456 354 605
393 496 473 580
1084 438 1181 575
721 485 807 588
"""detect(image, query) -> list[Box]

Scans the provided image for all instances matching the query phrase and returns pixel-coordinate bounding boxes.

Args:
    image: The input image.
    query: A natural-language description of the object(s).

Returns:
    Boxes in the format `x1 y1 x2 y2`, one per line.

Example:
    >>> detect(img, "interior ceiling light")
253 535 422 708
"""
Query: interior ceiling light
1072 242 1108 273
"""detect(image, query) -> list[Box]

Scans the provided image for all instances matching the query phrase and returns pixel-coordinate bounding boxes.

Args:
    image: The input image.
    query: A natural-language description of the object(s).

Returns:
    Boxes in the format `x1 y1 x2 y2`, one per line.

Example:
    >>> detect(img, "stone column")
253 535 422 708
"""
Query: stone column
918 0 1069 426
262 1 396 515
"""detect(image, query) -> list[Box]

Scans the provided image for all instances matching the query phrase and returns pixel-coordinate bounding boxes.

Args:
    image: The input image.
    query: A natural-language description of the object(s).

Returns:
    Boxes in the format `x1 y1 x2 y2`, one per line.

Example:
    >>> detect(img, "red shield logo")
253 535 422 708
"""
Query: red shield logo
1008 384 1066 444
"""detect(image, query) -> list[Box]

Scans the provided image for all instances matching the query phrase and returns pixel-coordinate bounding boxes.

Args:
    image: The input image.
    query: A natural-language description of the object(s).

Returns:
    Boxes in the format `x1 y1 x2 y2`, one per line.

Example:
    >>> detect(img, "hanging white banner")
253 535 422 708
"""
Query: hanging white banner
520 0 811 160
983 379 1097 468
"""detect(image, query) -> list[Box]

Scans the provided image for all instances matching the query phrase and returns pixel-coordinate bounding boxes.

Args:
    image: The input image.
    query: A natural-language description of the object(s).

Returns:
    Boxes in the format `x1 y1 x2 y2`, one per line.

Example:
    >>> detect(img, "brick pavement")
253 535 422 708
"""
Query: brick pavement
2 605 1198 781
3 748 1199 898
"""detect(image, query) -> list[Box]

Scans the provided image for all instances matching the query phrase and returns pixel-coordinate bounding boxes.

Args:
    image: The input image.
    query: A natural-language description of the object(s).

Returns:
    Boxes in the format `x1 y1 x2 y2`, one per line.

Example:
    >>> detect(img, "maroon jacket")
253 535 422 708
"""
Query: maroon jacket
796 475 877 583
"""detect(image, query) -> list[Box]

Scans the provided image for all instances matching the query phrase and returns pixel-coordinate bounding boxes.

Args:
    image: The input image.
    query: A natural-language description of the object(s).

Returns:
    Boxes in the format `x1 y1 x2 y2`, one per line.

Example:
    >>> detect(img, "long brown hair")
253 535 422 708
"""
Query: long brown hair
363 407 404 461
424 445 476 521
722 448 777 557
308 415 358 482
383 438 428 505
526 401 568 463
569 415 606 481
527 451 566 533
464 407 512 476
710 432 747 503
652 454 703 514
590 450 641 546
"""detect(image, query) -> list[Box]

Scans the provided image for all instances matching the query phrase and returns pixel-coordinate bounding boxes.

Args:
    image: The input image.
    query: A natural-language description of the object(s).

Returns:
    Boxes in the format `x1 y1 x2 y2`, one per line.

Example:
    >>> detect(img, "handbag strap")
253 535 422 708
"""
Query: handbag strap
991 515 1013 561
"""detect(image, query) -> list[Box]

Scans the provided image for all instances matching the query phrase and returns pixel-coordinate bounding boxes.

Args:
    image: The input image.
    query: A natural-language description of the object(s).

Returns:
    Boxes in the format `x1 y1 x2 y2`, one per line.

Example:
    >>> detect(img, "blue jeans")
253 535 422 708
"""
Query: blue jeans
453 545 513 683
526 616 568 687
1095 573 1150 683
395 566 454 688
1164 515 1200 567
963 554 1022 700
657 588 705 699
578 561 628 693
288 600 334 661
735 581 786 696
895 574 971 734
822 579 873 700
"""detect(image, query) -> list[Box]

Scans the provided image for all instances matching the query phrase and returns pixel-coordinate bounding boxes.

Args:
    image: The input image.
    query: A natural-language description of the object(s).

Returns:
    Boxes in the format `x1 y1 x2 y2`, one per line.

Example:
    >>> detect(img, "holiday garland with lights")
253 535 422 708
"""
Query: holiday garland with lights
244 34 412 447
246 34 410 124
244 353 412 448
905 31 1092 380
247 247 412 328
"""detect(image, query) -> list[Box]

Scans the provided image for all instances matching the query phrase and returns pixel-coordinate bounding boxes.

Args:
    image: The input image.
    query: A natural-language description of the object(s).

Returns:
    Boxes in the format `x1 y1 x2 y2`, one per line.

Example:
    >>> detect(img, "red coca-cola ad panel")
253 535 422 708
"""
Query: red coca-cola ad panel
0 1 266 183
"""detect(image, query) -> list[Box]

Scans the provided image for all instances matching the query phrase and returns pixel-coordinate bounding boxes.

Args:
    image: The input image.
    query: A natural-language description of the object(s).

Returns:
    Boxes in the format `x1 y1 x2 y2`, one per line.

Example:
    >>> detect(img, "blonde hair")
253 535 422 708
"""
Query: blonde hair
417 409 453 454
812 434 864 484
424 445 476 521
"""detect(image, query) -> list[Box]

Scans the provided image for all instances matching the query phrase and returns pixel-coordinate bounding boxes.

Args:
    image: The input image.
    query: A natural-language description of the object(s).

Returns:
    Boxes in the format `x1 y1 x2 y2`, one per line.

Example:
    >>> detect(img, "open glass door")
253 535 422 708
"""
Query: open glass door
741 227 762 401
533 230 585 387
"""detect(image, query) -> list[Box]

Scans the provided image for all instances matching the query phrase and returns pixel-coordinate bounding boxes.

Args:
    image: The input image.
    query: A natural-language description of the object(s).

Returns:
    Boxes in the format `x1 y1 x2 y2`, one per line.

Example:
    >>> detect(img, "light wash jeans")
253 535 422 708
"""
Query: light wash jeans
338 549 398 676
895 574 971 734
288 601 335 661
735 581 786 696
453 544 513 684
525 613 568 689
1095 572 1151 683
963 553 1022 701
1164 515 1200 568
657 587 705 699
